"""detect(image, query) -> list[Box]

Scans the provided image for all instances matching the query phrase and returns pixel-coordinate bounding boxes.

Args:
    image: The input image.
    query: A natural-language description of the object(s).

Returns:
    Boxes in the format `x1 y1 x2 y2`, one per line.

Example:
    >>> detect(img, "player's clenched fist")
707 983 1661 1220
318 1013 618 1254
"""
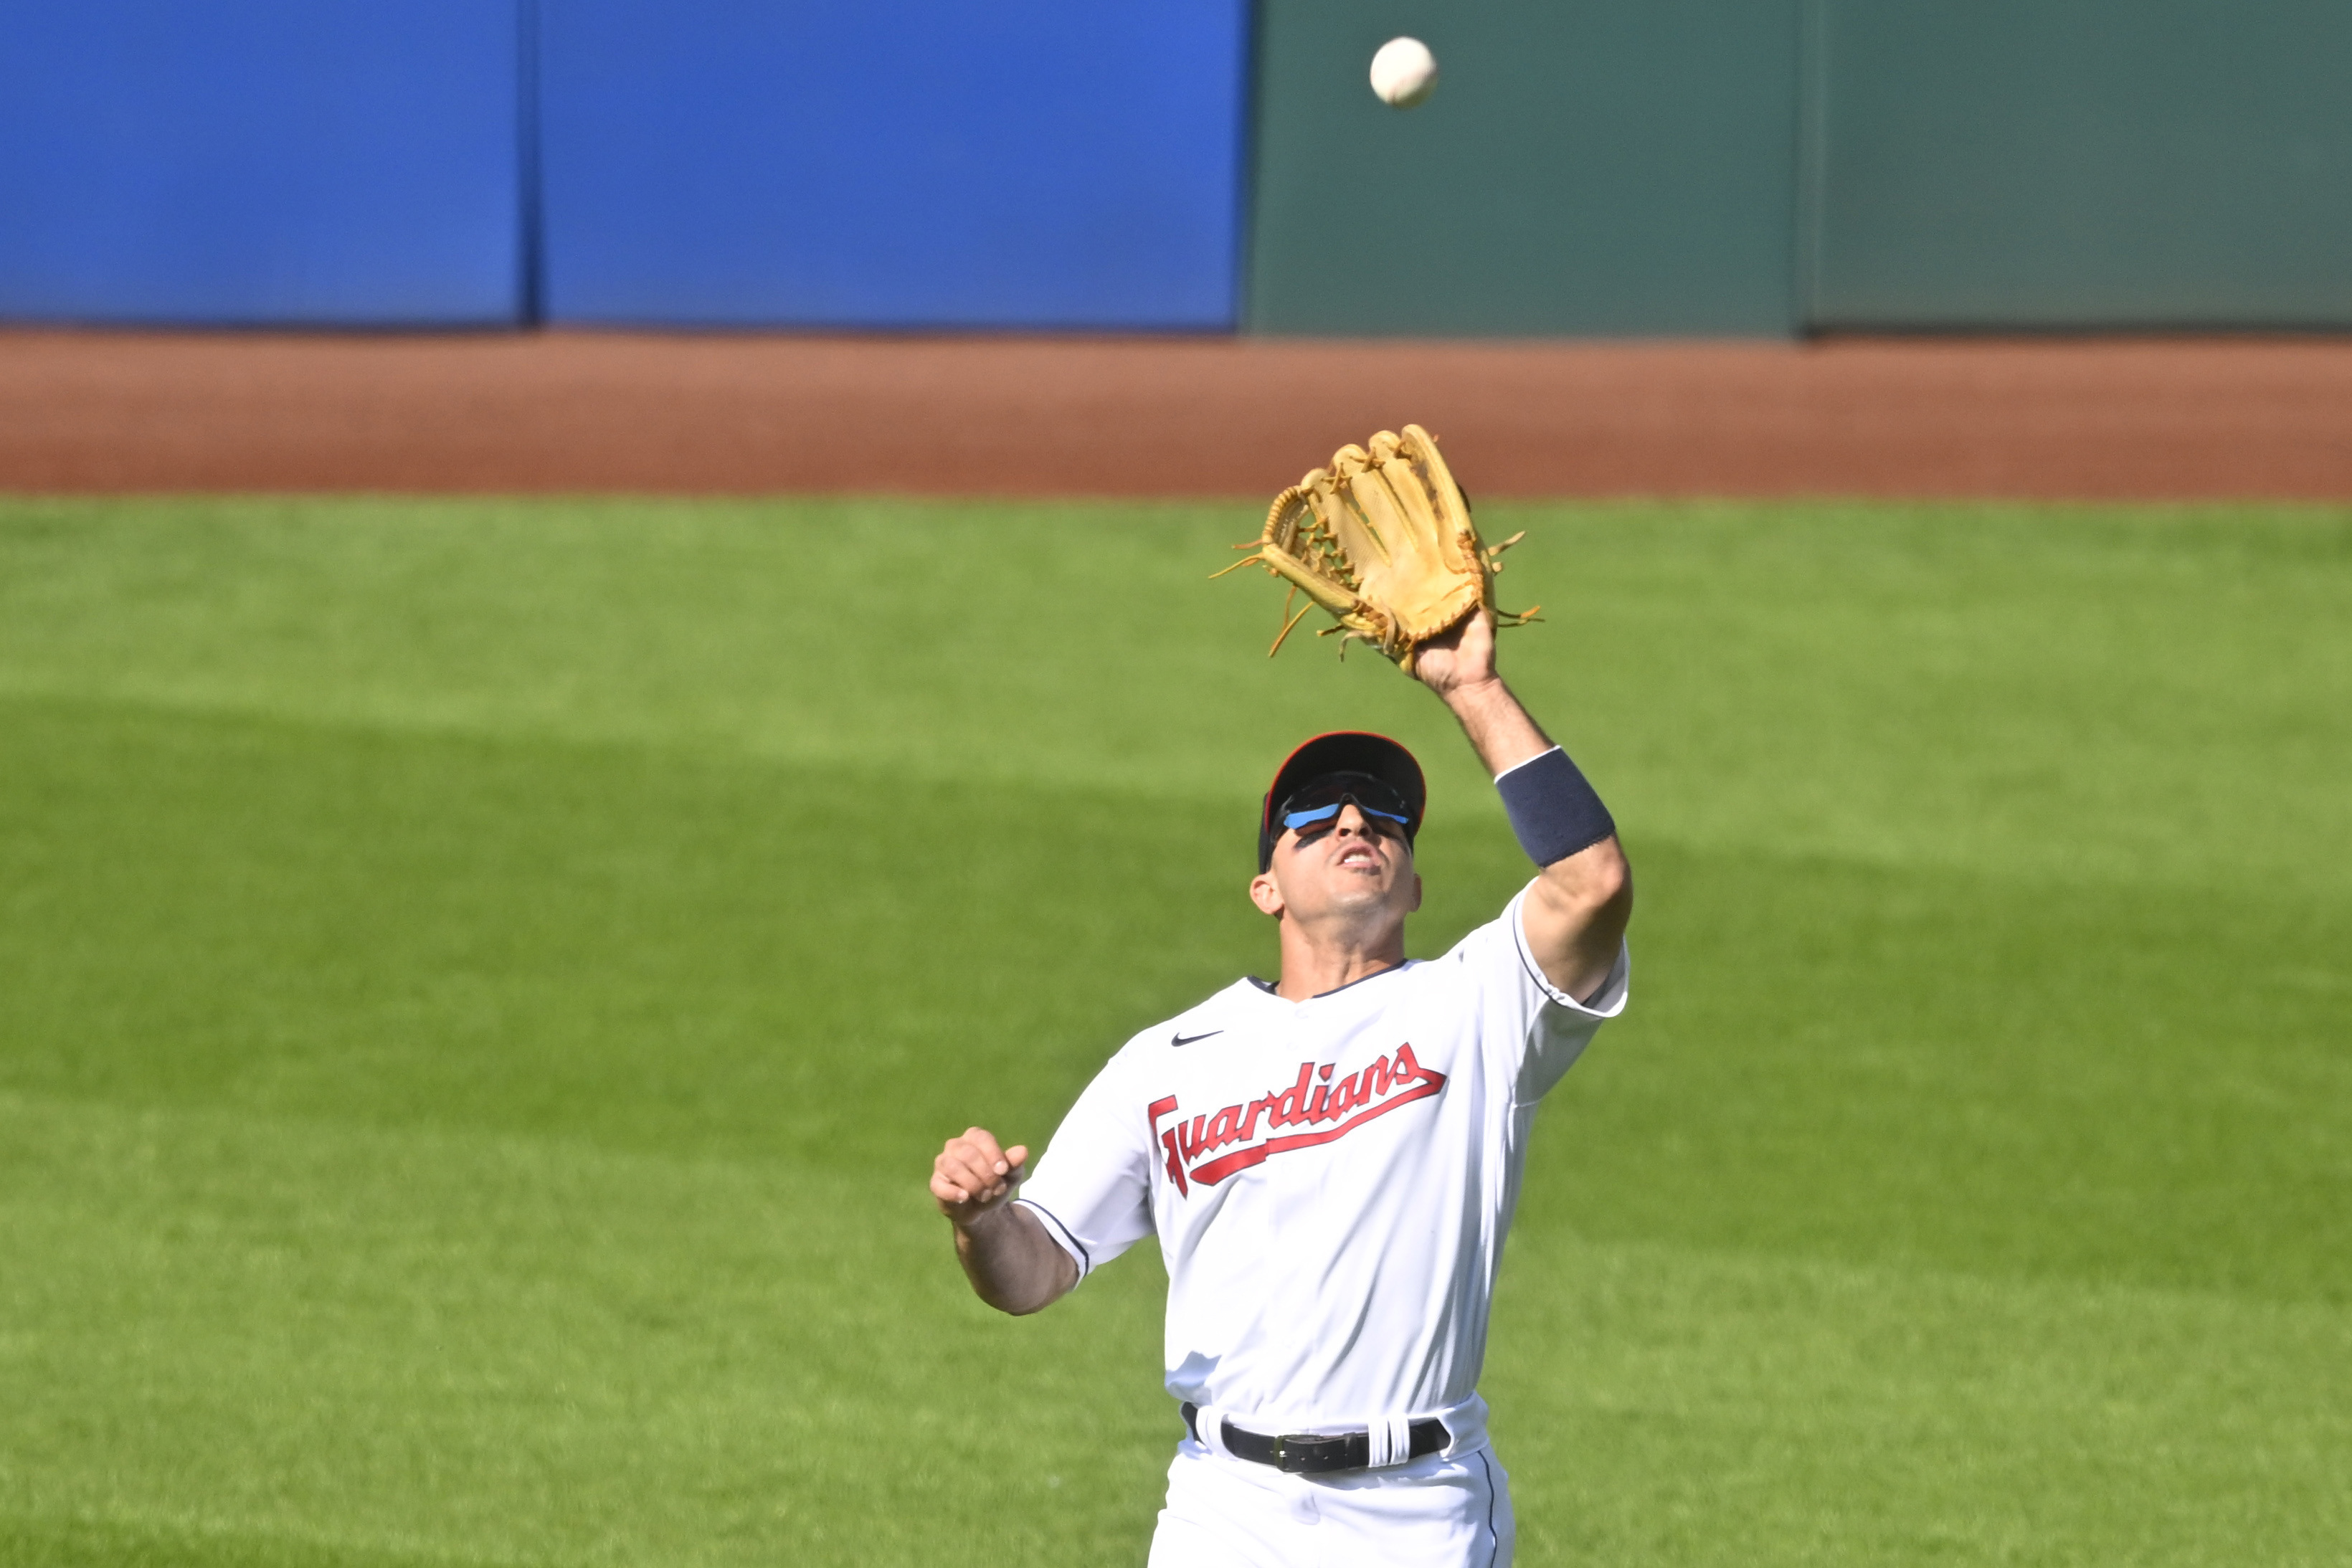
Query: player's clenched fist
930 1126 1029 1225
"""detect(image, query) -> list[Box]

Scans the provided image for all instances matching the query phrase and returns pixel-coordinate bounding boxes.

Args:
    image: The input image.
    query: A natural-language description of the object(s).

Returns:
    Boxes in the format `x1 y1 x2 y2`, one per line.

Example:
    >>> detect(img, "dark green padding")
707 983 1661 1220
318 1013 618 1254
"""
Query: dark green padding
1807 0 2352 328
1246 0 1802 336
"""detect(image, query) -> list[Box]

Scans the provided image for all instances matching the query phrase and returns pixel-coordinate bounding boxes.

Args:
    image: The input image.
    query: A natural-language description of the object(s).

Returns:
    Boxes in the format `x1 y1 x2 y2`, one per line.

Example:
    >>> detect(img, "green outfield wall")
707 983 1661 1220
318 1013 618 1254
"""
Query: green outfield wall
1806 0 2352 329
1248 0 1803 335
1251 0 2352 336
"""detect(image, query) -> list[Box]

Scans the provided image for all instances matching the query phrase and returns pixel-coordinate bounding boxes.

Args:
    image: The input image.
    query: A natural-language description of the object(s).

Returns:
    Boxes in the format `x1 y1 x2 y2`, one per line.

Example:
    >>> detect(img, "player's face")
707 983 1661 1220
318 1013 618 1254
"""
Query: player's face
1260 802 1421 927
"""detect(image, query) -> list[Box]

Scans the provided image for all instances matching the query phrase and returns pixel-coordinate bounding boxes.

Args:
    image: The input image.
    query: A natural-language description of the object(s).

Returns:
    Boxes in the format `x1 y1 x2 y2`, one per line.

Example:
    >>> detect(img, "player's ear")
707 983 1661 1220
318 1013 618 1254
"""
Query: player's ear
1249 870 1286 919
1409 872 1423 914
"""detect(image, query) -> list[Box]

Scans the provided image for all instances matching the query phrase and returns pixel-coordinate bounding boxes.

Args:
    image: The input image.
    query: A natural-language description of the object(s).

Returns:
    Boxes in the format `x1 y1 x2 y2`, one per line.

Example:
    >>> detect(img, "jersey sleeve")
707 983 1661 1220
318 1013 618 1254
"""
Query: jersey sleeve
1445 880 1630 1106
1012 1049 1156 1283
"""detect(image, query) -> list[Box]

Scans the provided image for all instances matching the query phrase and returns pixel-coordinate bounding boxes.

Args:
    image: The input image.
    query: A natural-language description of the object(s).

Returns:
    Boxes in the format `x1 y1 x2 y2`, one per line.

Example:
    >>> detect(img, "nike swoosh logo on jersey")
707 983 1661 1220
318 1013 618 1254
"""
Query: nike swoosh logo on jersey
1170 1030 1223 1047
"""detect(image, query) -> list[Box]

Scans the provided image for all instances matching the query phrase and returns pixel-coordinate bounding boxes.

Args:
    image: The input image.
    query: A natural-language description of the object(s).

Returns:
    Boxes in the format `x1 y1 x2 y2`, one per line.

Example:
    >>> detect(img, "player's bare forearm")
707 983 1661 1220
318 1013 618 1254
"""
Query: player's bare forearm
1413 606 1547 770
1519 838 1631 1002
930 1126 1076 1316
951 1202 1076 1316
1417 612 1633 1001
1431 668 1551 776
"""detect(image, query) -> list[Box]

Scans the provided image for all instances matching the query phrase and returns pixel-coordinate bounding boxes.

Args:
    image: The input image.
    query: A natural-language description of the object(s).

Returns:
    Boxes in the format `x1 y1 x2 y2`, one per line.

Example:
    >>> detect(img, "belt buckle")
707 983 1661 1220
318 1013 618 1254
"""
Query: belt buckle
1271 1432 1329 1475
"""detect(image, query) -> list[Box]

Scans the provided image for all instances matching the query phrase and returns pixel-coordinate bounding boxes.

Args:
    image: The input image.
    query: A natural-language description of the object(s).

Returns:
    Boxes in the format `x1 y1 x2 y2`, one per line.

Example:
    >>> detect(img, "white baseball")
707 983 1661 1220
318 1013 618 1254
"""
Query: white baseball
1368 37 1438 109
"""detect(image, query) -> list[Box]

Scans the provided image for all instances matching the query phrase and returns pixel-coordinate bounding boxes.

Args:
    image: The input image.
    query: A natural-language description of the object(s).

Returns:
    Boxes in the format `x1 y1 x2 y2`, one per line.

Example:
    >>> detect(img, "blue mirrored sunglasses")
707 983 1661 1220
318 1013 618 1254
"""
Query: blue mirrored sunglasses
1282 799 1411 831
1278 774 1416 837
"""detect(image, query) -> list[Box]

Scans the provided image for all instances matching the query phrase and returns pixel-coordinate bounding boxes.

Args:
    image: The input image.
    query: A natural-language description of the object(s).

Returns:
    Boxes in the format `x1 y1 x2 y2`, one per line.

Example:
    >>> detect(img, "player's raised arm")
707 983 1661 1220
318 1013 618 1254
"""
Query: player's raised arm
929 1126 1077 1316
1413 610 1632 1003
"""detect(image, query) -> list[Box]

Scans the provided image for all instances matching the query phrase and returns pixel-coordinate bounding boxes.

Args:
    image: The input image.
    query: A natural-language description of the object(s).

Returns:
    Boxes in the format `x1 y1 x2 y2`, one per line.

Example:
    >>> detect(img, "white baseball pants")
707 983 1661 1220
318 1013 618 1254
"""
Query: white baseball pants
1147 1438 1514 1568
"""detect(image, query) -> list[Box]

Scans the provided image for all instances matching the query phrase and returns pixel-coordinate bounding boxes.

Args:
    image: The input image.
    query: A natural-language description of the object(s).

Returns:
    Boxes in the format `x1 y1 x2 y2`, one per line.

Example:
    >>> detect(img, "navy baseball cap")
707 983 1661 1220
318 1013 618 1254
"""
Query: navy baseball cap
1258 731 1428 872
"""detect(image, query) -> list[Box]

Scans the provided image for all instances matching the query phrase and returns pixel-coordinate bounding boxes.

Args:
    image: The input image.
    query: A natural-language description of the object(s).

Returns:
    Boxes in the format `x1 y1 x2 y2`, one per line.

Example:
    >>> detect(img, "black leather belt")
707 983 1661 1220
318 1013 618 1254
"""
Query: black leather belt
1181 1402 1448 1476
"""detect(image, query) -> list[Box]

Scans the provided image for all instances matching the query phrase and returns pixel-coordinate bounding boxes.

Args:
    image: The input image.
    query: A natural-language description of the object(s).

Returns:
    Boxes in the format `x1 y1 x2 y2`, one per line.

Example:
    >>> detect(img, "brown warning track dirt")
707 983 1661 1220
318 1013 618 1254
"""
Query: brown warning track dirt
4 328 2349 500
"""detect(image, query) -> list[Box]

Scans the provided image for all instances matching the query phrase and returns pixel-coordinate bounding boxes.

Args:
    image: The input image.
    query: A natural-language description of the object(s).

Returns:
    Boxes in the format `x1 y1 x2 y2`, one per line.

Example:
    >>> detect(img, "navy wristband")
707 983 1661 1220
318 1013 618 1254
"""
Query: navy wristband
1496 746 1616 867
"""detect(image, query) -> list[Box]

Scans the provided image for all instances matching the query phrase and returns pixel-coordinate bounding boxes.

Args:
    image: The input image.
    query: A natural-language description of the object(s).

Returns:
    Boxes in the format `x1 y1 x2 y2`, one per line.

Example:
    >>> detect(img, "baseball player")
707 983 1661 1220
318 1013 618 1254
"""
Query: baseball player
929 607 1631 1567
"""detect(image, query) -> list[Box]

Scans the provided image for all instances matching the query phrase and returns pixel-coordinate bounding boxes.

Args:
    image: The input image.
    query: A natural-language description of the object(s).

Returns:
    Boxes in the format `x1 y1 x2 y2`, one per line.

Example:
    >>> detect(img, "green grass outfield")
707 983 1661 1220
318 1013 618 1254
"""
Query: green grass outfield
1 495 2346 1567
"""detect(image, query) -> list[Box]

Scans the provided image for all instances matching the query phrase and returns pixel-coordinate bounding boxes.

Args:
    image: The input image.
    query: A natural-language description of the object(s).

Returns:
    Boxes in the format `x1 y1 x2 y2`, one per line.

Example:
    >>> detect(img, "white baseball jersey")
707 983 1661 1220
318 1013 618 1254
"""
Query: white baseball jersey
1016 882 1629 1455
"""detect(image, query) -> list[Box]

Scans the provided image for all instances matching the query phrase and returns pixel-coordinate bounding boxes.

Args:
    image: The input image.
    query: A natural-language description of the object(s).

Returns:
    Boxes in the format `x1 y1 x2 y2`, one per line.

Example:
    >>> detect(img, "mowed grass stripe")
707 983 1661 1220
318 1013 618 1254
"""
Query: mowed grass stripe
2 1091 2343 1568
1491 1237 2352 1567
0 1091 1177 1568
0 1515 513 1568
1 497 2346 892
0 693 1267 1168
3 693 2341 1301
1 497 2347 1567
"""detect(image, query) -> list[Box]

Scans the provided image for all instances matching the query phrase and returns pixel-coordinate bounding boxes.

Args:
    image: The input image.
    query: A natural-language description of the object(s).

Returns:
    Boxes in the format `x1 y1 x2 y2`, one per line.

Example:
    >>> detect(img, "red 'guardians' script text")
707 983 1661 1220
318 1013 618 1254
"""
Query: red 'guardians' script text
1145 1045 1446 1196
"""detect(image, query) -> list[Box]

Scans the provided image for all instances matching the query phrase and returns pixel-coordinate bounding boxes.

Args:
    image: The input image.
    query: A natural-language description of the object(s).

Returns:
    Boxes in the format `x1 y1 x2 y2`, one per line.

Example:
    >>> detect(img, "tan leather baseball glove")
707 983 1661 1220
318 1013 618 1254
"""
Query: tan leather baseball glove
1216 424 1537 675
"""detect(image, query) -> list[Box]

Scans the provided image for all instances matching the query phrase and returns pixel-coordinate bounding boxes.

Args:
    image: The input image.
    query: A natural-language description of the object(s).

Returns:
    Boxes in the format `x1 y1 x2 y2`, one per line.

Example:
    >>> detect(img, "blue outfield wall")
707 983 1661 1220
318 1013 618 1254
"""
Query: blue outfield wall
0 0 526 326
537 1 1252 330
